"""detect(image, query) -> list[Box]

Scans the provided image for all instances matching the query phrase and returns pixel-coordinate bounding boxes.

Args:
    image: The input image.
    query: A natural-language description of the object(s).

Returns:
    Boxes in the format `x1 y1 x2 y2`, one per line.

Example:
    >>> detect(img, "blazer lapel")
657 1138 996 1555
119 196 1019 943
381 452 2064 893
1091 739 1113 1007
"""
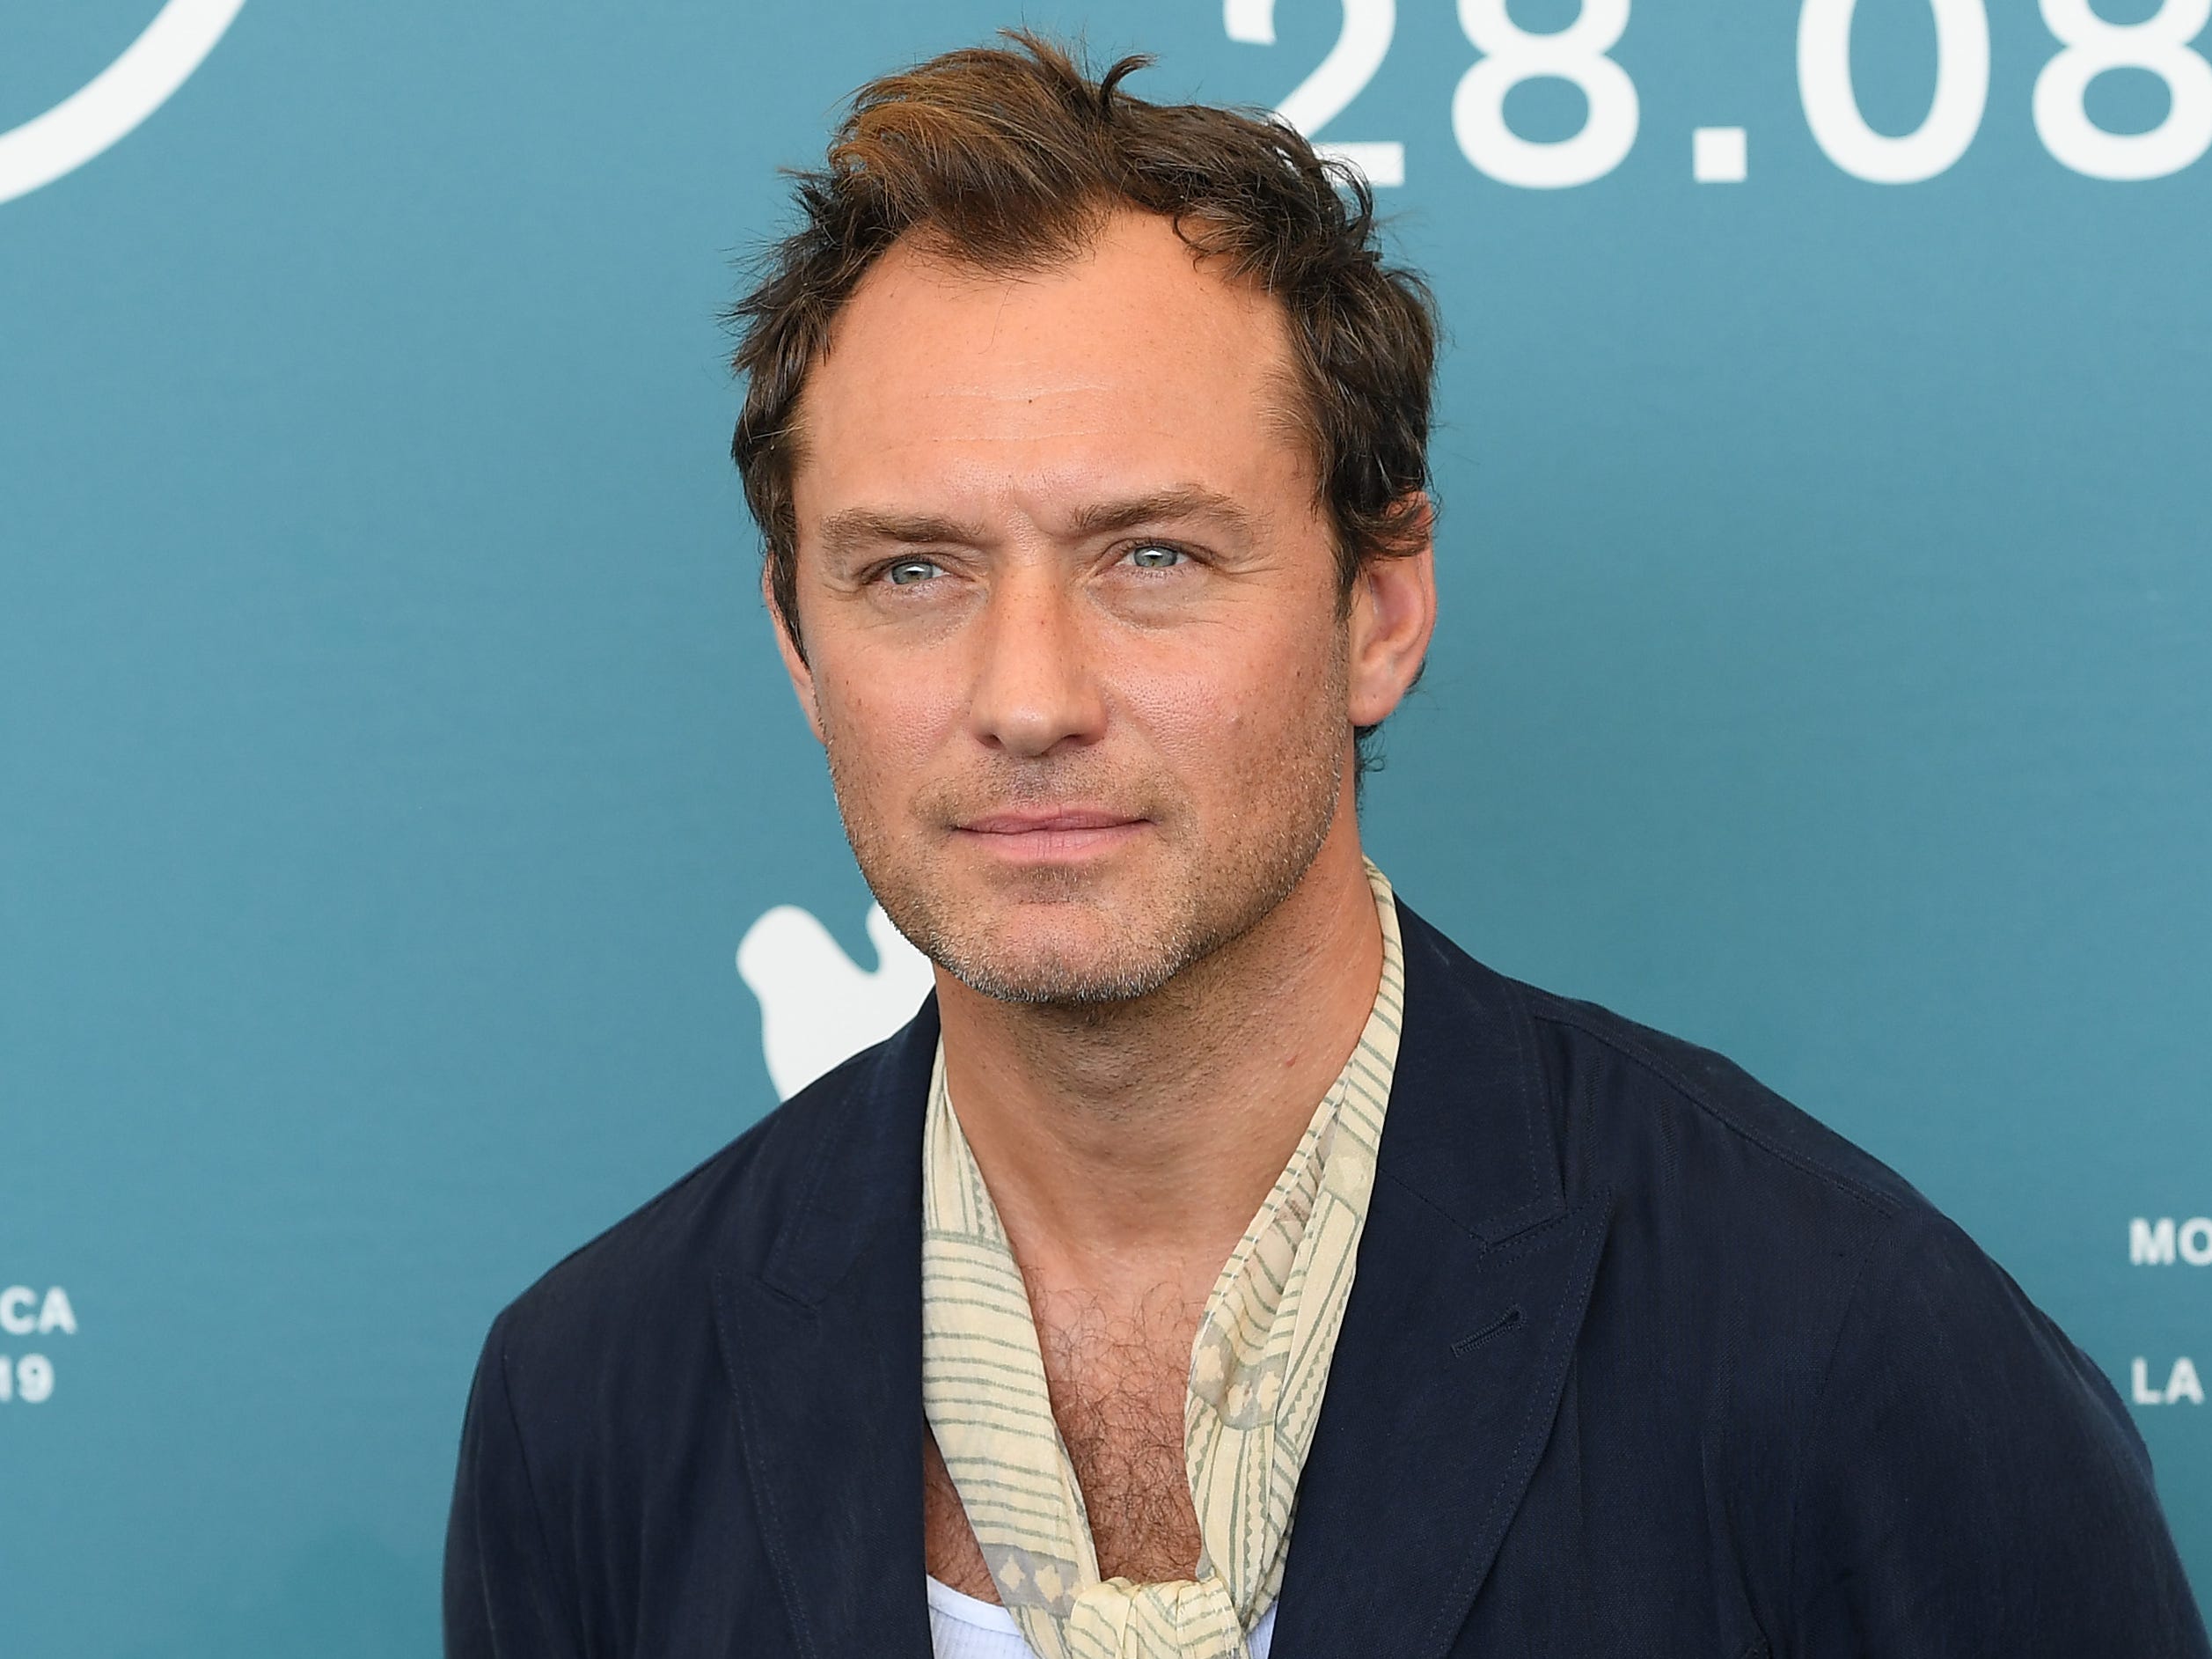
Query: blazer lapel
714 1000 940 1659
1271 902 1613 1659
708 904 1606 1659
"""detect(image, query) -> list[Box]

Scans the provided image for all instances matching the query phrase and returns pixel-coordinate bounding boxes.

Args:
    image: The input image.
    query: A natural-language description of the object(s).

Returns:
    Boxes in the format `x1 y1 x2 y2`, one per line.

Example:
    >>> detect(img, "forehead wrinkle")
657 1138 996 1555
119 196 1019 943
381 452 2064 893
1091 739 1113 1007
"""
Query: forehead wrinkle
792 212 1320 550
917 378 1121 402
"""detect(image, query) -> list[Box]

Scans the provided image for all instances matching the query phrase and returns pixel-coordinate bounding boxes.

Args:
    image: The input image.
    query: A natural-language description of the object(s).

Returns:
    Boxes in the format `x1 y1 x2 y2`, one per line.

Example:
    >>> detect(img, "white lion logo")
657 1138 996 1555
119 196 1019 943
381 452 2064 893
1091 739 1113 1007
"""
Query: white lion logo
737 901 935 1101
0 0 247 207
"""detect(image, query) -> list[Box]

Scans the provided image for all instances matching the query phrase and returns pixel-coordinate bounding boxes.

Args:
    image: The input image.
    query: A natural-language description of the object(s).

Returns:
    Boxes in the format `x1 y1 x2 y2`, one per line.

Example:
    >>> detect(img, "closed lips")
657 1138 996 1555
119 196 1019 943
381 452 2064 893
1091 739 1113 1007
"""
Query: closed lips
958 811 1143 833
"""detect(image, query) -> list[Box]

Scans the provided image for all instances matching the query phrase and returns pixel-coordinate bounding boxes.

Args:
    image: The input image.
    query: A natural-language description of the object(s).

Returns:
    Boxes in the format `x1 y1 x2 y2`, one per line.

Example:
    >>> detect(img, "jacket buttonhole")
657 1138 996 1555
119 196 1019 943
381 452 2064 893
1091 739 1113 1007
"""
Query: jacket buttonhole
1449 1305 1523 1355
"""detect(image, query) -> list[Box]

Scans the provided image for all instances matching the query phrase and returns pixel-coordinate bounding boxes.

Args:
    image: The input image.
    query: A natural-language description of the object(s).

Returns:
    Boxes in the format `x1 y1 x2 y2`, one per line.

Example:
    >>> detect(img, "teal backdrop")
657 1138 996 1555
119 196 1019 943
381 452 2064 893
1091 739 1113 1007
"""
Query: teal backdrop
3 1 2207 1649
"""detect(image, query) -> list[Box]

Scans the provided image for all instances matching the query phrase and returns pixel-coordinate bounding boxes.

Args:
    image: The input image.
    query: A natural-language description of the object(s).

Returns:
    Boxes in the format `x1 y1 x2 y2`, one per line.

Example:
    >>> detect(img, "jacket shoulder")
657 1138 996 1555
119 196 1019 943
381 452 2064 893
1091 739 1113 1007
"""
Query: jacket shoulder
487 1038 889 1367
1469 967 2200 1651
1517 979 1924 1222
1458 949 1985 1396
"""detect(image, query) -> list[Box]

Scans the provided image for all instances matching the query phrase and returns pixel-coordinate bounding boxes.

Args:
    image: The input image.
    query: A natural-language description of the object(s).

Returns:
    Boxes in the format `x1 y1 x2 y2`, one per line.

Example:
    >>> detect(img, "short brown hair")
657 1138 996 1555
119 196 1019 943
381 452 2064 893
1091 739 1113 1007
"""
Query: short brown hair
729 32 1439 730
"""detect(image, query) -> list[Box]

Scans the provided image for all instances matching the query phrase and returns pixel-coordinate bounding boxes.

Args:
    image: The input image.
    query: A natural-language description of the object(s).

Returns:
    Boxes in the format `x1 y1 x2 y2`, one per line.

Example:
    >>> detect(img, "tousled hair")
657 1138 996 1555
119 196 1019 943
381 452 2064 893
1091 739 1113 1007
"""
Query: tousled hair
728 32 1439 764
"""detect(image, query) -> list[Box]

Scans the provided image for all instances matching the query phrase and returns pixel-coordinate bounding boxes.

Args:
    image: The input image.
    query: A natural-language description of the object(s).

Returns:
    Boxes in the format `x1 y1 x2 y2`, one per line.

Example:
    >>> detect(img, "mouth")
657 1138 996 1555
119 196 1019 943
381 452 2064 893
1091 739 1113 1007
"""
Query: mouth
952 807 1149 861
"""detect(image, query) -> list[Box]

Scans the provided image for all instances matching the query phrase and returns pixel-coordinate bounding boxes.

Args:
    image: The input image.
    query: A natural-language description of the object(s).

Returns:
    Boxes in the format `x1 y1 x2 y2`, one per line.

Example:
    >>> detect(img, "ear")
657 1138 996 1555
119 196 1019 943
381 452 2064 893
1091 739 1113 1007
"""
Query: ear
764 559 827 745
1345 494 1438 730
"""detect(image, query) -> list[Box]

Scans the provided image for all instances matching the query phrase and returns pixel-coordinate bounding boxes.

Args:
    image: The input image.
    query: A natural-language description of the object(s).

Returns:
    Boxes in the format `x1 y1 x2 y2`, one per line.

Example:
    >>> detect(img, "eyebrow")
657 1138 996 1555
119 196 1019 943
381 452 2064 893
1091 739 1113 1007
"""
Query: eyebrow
815 486 1257 567
1066 486 1256 540
815 508 985 566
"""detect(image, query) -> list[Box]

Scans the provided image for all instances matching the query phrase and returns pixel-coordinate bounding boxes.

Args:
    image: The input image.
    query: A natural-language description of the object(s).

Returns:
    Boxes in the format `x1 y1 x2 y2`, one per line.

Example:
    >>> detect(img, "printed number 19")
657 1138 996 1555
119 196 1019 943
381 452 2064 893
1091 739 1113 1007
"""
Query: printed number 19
0 1354 55 1403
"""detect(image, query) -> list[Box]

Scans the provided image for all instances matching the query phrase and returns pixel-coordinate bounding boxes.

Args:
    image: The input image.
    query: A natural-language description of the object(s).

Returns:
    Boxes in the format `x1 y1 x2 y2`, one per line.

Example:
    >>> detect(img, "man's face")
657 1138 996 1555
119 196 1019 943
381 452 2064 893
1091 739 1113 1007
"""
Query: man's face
776 209 1416 1004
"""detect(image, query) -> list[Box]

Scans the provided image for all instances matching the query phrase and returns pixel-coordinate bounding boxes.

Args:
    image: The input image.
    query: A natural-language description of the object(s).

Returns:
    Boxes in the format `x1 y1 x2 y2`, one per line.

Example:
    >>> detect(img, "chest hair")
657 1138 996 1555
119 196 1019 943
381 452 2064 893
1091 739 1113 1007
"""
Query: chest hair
925 1281 1205 1598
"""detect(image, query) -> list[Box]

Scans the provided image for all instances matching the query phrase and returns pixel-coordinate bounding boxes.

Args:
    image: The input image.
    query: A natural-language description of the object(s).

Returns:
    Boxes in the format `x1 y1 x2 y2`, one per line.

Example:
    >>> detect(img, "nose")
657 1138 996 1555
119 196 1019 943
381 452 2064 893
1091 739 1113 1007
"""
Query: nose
966 563 1106 760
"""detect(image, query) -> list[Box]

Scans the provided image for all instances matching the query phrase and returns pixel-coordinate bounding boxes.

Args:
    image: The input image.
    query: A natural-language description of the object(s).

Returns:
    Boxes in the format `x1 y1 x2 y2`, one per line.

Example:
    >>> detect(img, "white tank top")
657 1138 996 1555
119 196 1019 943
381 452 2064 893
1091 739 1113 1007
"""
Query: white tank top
927 1577 1279 1659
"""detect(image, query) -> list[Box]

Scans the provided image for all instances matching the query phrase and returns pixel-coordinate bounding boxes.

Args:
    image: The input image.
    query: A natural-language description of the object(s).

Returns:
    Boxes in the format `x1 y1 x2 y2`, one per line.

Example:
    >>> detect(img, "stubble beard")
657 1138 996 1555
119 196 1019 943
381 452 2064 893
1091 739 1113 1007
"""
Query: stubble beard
822 710 1348 1011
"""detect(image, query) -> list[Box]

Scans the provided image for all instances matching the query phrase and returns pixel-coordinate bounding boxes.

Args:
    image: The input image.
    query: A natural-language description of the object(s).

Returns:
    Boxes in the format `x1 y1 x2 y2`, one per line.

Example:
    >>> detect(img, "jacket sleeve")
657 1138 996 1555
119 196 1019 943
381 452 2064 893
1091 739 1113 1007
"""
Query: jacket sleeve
1786 1209 2208 1656
443 1313 584 1659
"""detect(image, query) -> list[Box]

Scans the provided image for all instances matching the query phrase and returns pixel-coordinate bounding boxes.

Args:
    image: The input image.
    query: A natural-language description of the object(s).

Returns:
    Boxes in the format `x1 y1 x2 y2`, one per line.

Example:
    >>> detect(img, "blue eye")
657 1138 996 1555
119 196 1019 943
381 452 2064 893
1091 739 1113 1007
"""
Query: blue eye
1126 543 1186 569
886 559 941 586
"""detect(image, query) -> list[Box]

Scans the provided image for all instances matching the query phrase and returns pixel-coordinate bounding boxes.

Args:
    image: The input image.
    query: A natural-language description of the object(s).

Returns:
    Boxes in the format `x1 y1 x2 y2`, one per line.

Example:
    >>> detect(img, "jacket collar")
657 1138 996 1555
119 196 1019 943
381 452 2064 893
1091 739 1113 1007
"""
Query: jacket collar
1266 899 1612 1659
757 993 939 1306
714 1001 939 1657
716 899 1608 1659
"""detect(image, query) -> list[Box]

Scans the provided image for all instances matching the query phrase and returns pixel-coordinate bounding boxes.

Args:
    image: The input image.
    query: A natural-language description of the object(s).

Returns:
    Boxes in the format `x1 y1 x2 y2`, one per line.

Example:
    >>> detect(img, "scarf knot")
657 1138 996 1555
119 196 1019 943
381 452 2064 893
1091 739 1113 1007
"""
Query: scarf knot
1065 1574 1245 1659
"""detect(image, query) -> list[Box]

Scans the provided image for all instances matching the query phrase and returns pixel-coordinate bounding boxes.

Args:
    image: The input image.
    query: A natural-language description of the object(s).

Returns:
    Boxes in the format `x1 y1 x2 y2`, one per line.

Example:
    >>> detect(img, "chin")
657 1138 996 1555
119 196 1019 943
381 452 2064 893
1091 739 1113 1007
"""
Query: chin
925 907 1197 1008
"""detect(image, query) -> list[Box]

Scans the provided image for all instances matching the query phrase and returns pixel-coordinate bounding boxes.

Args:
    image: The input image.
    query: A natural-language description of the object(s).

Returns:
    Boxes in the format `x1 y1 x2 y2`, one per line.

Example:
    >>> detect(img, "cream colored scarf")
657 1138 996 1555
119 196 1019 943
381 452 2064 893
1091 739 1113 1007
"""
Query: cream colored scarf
921 862 1404 1659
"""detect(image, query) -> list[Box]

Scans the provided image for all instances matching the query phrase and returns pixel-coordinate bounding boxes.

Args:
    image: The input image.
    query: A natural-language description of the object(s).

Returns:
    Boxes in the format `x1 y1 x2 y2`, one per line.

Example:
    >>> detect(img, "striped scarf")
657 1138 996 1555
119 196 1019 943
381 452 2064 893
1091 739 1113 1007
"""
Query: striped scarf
921 861 1405 1659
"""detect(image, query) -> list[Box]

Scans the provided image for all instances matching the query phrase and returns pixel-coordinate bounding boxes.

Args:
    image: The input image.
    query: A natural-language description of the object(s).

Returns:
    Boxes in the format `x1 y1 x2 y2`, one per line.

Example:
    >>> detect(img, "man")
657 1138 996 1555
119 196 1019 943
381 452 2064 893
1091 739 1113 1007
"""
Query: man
444 34 2207 1659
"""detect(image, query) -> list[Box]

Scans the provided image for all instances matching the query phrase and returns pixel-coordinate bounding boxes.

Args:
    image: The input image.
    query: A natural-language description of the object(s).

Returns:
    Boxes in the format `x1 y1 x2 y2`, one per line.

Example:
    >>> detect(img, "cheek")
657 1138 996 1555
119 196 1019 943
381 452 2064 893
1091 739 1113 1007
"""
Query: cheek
1110 613 1339 768
813 644 964 789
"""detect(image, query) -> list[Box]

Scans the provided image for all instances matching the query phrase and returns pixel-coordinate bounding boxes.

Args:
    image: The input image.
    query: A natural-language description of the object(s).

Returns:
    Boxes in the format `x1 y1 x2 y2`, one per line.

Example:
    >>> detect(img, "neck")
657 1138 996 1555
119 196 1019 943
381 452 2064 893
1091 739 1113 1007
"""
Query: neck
933 792 1383 1305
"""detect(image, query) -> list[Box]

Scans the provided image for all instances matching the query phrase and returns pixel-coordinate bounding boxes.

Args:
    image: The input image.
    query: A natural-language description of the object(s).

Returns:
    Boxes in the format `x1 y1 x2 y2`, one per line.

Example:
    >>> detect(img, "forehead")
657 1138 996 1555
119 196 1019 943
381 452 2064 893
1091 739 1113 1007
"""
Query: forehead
790 210 1310 529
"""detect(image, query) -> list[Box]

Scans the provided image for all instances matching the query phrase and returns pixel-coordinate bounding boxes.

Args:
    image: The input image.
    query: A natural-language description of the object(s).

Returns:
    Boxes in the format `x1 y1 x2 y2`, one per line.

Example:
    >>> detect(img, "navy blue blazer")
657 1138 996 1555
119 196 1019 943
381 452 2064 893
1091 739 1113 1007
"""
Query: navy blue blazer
446 899 2208 1656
